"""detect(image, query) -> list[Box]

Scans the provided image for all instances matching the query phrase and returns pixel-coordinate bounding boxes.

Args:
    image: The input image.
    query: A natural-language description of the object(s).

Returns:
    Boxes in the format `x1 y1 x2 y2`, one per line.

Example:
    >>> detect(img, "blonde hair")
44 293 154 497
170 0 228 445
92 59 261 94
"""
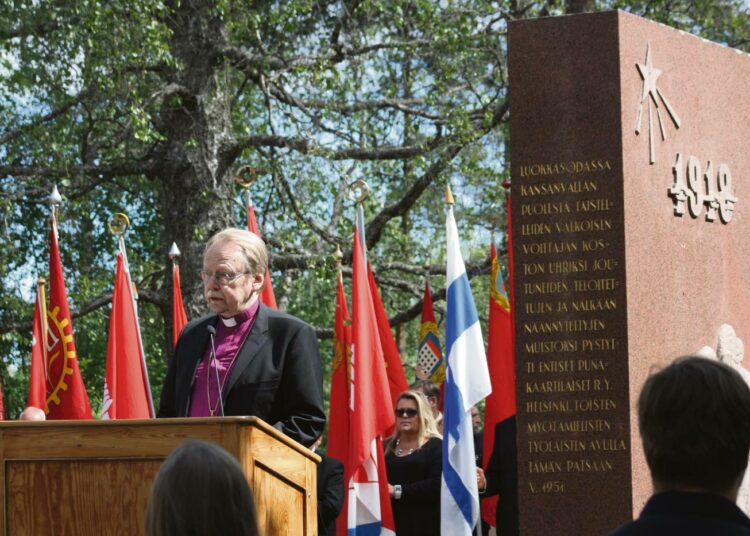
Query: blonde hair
204 228 268 277
385 390 442 454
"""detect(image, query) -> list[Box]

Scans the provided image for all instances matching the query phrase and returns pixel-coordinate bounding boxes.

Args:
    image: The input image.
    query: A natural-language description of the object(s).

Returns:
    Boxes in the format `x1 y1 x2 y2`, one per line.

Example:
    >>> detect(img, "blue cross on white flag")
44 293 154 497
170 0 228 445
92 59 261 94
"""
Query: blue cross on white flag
441 200 492 536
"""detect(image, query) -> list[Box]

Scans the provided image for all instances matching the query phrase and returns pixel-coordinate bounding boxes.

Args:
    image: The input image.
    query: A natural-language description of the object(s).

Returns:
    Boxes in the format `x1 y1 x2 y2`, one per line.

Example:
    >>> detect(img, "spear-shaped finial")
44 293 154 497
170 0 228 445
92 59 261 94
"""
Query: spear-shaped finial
445 185 455 205
48 184 62 207
48 184 63 224
168 242 181 261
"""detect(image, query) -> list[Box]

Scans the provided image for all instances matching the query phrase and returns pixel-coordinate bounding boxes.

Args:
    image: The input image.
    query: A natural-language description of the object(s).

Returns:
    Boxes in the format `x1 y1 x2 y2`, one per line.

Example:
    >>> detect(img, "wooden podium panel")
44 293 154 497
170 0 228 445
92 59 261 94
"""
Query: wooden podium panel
0 417 319 536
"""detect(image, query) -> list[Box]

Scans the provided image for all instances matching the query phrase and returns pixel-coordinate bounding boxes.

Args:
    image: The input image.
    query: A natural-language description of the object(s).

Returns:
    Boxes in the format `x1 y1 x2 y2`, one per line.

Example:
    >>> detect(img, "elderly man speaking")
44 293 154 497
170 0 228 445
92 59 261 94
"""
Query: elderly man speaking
158 228 325 447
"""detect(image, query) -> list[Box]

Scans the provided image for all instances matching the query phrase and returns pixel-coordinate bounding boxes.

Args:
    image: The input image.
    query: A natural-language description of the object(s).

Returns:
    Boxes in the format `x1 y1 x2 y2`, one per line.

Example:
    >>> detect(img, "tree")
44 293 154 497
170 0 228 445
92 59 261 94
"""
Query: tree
1 0 748 417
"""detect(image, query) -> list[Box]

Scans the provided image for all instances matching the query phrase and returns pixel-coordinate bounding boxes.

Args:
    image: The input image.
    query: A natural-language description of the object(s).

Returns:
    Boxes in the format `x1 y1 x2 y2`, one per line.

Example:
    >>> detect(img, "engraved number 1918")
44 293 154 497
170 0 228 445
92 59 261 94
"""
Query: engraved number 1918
668 153 737 224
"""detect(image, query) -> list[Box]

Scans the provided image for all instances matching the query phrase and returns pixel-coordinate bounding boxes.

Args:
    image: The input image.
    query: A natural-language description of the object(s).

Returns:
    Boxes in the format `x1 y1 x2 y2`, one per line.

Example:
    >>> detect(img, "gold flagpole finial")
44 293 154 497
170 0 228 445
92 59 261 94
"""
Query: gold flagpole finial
235 165 257 190
348 179 370 205
445 185 455 205
108 213 130 236
37 276 46 286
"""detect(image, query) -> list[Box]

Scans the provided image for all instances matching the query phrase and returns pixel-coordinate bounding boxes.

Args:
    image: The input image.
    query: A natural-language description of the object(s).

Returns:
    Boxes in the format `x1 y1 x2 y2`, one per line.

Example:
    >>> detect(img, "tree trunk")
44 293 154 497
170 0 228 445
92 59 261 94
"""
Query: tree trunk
156 0 238 349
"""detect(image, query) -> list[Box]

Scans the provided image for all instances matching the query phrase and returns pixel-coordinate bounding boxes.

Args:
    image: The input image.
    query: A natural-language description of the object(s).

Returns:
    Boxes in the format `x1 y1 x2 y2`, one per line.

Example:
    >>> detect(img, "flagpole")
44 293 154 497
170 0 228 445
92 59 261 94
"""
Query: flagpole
348 179 370 260
442 182 492 536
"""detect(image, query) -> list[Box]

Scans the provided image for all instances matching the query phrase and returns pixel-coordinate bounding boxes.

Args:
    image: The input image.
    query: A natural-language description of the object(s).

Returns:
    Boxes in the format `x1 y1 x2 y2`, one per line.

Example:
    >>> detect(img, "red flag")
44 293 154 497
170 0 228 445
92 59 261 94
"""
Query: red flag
101 247 154 419
416 281 445 384
348 227 396 533
247 198 278 309
367 264 408 407
172 261 188 347
46 221 92 419
328 272 351 536
481 241 516 526
27 279 48 412
0 382 4 420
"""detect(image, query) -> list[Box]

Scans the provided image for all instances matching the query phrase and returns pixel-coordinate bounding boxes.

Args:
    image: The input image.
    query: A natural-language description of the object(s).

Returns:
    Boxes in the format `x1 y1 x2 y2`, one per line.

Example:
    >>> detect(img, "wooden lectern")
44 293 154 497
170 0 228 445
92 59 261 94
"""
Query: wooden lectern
0 417 319 535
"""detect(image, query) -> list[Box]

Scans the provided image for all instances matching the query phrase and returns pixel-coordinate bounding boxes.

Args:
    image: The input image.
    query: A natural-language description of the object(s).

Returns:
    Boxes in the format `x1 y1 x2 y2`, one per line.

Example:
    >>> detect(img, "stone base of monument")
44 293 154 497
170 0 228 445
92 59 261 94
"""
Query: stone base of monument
509 10 750 536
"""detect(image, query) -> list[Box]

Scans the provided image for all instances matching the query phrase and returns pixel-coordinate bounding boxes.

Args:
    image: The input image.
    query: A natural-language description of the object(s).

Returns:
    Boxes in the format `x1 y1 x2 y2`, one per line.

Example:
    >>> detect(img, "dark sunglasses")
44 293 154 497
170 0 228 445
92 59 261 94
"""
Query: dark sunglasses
395 408 418 418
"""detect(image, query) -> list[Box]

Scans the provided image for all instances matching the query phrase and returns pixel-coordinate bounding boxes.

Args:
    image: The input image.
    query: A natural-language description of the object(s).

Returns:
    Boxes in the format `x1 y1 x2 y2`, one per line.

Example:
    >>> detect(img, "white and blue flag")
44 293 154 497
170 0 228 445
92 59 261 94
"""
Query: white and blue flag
441 202 492 536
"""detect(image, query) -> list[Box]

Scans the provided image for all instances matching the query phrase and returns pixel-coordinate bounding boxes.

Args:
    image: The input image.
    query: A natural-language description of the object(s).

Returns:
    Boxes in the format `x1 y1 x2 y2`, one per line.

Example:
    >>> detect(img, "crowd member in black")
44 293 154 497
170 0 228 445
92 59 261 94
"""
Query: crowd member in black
472 405 483 466
311 435 344 536
385 390 442 536
477 416 519 536
145 440 259 536
608 356 750 536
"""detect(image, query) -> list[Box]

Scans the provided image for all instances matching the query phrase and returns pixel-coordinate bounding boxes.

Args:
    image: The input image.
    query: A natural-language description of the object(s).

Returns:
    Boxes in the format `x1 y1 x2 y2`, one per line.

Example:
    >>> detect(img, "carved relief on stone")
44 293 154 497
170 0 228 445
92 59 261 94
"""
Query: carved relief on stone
635 44 681 165
697 324 750 514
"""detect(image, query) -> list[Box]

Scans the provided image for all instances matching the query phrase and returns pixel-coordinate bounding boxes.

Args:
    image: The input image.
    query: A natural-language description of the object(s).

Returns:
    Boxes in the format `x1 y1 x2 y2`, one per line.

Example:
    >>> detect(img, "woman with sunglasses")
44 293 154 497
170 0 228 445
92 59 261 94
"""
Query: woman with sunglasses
385 390 443 535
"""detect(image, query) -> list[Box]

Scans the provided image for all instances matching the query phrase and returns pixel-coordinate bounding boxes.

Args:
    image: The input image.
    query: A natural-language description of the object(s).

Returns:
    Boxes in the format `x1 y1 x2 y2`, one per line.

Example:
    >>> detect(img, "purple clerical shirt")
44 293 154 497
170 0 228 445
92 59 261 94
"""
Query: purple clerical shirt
189 300 260 416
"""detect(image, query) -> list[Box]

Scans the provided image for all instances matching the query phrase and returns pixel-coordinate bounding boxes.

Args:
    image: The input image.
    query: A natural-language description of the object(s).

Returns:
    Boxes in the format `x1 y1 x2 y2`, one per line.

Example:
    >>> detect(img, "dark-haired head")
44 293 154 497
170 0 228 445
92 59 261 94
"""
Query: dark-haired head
638 356 750 498
409 379 441 418
145 440 259 536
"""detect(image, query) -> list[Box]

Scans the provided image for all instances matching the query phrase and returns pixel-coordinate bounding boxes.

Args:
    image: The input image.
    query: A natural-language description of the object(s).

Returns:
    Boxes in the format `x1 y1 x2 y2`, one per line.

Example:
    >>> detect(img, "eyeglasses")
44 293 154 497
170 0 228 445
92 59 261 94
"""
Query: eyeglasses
200 270 250 286
395 408 418 418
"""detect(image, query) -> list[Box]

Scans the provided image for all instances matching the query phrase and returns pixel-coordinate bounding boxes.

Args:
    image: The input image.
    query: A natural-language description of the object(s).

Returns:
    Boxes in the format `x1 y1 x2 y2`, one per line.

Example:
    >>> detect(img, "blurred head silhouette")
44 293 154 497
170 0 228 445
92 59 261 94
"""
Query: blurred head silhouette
145 440 259 536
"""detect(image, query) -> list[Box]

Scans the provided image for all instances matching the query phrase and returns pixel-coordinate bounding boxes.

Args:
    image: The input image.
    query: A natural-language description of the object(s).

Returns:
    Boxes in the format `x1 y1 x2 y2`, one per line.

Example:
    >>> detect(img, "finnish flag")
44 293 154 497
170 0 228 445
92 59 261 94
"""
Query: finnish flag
441 203 492 536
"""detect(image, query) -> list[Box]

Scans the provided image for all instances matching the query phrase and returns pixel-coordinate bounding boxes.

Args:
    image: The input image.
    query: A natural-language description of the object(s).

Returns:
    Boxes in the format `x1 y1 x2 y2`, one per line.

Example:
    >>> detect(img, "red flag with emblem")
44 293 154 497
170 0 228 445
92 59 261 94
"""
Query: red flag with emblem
46 220 92 419
101 243 154 419
416 281 445 385
481 238 517 526
27 279 48 412
329 271 352 536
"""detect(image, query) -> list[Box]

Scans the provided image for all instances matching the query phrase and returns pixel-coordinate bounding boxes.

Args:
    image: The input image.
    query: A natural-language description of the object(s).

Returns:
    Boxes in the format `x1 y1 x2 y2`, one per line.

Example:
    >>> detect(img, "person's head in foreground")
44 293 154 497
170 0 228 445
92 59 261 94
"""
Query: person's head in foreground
19 406 46 421
145 440 259 536
639 356 750 499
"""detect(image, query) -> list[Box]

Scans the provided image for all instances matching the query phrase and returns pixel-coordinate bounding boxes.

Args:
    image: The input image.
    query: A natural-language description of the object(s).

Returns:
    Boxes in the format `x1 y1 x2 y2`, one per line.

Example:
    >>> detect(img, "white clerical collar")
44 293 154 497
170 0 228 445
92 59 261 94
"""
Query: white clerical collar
220 316 237 327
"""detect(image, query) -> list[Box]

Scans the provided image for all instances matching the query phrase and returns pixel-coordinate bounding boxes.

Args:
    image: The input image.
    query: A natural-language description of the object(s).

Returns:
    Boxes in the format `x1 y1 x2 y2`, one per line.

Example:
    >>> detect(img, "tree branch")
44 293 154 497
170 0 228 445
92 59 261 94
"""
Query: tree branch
236 134 441 161
0 90 90 145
